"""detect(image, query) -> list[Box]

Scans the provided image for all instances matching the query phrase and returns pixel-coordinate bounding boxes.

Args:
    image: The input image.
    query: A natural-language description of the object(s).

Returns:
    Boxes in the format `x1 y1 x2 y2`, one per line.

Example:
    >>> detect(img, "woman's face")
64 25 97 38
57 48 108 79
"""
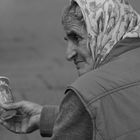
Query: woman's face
64 22 94 76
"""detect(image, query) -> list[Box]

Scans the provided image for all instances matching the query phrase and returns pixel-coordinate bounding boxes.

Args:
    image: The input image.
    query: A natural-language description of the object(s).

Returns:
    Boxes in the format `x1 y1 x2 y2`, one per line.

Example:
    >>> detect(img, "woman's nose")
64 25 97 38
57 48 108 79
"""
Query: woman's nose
66 42 77 61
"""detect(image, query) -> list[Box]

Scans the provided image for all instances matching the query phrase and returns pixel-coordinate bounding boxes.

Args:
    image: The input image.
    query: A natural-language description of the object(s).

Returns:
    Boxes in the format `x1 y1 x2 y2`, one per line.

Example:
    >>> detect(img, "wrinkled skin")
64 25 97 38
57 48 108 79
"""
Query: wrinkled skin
63 20 94 76
0 101 42 134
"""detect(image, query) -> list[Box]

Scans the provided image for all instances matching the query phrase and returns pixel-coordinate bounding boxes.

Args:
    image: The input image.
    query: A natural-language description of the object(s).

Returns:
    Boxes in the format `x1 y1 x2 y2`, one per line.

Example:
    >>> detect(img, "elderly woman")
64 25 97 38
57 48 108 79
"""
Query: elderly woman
1 0 140 140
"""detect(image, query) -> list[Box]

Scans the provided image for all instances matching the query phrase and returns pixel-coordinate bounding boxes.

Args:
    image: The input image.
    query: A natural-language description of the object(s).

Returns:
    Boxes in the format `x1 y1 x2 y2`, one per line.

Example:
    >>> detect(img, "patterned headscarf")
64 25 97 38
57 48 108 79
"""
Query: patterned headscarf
70 0 140 67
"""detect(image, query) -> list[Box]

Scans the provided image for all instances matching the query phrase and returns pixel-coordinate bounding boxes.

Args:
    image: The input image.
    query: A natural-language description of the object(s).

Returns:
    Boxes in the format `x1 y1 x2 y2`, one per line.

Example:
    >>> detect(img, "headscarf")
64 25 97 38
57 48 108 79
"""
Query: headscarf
70 0 140 68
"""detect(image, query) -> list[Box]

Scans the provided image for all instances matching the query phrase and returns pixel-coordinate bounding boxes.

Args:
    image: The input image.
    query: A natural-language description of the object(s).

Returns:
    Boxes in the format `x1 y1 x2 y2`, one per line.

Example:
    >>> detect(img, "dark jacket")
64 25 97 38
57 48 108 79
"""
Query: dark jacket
40 38 140 140
69 37 140 140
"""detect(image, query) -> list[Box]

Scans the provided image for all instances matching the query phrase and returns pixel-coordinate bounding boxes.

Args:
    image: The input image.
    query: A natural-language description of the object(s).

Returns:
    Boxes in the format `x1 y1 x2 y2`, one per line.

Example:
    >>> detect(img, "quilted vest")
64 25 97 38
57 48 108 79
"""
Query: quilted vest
67 38 140 140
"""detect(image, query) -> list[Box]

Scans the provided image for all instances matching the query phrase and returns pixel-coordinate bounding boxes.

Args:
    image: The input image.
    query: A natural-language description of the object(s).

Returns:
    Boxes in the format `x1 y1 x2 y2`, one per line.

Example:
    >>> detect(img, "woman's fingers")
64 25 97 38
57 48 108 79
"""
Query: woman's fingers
0 101 24 110
1 103 18 110
0 118 5 125
0 118 11 130
0 117 23 134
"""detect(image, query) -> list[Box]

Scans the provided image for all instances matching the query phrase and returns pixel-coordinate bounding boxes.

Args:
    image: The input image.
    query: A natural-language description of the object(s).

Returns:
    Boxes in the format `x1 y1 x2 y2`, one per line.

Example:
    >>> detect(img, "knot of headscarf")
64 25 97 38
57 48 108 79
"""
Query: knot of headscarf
70 0 140 68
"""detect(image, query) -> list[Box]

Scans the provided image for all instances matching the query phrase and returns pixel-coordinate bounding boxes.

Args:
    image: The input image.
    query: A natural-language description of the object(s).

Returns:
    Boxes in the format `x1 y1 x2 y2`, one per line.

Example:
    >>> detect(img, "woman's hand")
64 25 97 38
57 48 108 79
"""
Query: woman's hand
0 100 43 134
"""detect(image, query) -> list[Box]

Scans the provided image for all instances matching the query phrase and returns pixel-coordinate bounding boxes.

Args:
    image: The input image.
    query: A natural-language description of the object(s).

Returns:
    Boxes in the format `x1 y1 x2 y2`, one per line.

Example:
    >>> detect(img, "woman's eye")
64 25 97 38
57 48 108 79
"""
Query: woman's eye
71 34 83 43
74 35 80 41
66 32 83 44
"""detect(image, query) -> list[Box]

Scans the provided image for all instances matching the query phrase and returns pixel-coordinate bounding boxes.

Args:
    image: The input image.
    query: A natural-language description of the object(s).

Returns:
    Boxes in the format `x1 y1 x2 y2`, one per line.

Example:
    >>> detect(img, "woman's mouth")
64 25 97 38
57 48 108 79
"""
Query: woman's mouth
74 60 83 65
74 61 85 69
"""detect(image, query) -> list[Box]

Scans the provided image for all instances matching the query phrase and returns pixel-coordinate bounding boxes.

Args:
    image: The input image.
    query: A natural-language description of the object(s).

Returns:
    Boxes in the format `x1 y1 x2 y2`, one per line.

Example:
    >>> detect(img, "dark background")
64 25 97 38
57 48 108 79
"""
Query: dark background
0 0 139 140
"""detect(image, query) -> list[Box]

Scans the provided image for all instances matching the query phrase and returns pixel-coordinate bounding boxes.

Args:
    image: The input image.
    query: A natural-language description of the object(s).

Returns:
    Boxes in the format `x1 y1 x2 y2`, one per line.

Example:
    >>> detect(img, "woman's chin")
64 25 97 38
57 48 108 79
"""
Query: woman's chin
75 62 93 76
77 70 85 76
77 67 91 76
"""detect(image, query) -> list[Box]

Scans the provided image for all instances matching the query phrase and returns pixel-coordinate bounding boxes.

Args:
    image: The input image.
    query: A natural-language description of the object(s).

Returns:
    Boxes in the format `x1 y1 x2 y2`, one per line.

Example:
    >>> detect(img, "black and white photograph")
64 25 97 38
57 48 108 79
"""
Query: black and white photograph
0 0 140 140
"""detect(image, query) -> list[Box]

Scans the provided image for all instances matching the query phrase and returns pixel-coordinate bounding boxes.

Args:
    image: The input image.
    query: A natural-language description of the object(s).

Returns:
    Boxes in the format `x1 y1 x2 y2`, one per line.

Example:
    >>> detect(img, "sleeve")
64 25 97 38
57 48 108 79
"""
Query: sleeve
50 90 93 140
40 105 59 137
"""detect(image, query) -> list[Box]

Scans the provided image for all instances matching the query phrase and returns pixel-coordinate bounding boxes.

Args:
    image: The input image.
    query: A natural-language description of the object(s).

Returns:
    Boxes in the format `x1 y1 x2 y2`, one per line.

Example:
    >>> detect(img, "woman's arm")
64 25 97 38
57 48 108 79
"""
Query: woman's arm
49 90 93 140
40 105 59 137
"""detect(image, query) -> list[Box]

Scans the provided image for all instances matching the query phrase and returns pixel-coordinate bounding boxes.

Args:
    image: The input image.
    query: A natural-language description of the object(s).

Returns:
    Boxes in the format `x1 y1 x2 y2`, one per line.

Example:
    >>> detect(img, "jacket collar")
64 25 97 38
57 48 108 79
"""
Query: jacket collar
98 38 140 67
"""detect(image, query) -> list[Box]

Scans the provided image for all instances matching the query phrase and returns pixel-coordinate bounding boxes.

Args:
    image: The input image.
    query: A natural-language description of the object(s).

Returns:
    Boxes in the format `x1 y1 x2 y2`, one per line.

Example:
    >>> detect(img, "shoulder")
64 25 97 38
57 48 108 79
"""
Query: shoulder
60 90 86 114
67 48 140 103
53 90 93 140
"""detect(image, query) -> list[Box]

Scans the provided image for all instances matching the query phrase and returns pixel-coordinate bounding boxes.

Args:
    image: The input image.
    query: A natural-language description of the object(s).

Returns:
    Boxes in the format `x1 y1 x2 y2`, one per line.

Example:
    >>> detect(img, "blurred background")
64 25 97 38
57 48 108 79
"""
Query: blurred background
0 0 139 140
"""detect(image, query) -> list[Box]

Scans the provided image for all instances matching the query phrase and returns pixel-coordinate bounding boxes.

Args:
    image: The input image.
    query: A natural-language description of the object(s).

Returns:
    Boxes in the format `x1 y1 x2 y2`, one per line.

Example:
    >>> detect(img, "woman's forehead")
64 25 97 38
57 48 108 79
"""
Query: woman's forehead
63 18 87 35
